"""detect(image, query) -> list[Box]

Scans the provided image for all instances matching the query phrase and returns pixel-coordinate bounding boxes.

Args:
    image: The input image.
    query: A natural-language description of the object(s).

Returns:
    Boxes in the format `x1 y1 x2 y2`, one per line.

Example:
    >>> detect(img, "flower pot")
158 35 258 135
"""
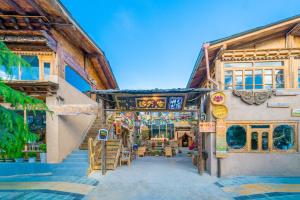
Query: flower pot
15 158 24 163
40 153 47 163
28 157 36 163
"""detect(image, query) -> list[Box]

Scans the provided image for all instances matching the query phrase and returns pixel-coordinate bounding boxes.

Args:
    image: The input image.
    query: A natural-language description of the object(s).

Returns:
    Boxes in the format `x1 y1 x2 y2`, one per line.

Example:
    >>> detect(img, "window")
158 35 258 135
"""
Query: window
226 125 246 149
273 125 294 150
65 65 91 92
227 122 297 152
44 62 51 80
223 61 285 90
21 55 39 80
0 54 52 81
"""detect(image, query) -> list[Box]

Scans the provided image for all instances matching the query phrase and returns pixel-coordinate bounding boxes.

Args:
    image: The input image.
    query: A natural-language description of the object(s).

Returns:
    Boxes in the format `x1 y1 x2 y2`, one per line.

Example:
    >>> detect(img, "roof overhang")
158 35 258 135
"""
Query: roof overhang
0 0 118 89
187 15 300 88
88 88 211 112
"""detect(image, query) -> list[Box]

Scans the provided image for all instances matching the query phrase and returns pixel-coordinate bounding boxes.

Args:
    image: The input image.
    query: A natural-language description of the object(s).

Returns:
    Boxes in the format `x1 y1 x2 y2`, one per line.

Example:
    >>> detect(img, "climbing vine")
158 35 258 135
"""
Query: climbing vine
0 41 48 159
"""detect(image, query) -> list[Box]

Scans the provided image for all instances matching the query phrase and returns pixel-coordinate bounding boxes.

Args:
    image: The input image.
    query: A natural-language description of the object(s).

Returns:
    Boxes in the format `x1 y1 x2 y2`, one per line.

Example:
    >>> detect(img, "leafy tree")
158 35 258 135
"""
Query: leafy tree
0 41 48 159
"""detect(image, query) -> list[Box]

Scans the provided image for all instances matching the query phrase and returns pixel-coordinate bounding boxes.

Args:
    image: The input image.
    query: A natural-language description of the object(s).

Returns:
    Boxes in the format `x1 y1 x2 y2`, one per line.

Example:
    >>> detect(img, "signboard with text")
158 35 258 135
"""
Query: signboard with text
199 122 216 133
98 129 108 141
116 96 185 111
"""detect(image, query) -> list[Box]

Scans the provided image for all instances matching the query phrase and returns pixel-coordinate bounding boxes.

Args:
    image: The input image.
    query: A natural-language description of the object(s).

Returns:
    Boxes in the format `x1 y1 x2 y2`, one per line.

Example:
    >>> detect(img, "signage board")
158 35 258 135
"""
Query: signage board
292 109 300 117
116 96 185 111
215 119 228 158
211 92 226 105
212 105 228 119
267 102 289 108
199 122 216 133
98 129 108 141
115 122 122 135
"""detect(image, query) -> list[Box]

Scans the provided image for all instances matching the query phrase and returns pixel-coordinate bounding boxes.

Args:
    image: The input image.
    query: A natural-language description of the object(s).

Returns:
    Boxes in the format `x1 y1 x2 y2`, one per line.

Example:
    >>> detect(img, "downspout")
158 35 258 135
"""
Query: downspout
203 43 219 90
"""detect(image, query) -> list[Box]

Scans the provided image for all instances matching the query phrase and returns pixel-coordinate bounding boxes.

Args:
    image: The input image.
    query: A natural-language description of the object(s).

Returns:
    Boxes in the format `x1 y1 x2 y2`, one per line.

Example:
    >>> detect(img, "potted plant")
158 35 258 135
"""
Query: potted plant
39 143 47 163
28 152 36 163
14 152 24 163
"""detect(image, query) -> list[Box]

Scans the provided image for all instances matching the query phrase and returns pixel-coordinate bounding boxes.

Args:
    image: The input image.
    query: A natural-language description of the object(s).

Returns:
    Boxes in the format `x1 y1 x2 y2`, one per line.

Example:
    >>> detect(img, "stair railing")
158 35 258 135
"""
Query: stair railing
88 122 114 175
113 139 123 170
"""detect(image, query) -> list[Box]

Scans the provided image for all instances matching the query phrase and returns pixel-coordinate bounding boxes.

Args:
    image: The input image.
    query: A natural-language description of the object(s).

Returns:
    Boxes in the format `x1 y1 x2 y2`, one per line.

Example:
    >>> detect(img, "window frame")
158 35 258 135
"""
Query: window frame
0 51 54 81
223 61 287 90
226 121 298 153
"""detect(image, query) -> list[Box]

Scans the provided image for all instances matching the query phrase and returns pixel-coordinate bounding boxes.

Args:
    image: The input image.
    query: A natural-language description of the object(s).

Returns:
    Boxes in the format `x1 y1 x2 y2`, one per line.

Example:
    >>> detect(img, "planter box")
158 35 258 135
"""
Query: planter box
28 157 36 163
40 153 47 163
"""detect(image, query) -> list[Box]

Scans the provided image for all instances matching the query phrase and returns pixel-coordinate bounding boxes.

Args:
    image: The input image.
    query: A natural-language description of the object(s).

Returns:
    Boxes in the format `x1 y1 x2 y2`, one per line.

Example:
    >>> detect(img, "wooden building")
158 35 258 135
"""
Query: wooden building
187 15 300 176
0 0 118 163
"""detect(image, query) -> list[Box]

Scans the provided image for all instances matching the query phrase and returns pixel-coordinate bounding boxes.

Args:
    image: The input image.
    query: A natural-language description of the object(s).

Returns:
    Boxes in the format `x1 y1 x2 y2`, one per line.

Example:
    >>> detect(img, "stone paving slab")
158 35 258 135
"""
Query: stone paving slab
216 177 300 200
0 189 85 200
87 156 232 200
0 175 99 186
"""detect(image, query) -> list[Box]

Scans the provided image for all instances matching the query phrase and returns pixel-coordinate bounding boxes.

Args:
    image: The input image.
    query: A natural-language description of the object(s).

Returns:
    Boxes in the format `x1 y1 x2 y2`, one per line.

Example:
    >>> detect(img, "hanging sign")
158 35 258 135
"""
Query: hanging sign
116 96 185 111
98 129 108 141
211 92 226 105
212 105 228 119
199 122 216 133
215 119 228 158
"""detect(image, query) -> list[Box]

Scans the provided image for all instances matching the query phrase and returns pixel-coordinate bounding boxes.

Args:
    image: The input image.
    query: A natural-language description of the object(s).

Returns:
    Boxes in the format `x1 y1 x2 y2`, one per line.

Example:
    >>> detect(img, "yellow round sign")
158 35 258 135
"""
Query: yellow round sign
212 105 228 119
211 92 226 105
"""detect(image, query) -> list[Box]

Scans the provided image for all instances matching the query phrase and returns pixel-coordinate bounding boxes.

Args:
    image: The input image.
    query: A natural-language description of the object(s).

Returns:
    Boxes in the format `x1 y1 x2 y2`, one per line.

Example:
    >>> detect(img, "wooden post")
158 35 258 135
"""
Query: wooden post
101 140 106 175
197 109 204 175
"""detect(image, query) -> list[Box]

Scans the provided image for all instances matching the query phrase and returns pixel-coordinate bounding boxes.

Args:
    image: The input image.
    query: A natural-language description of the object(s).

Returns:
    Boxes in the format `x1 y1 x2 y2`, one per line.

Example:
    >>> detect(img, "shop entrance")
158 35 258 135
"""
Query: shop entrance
87 88 210 175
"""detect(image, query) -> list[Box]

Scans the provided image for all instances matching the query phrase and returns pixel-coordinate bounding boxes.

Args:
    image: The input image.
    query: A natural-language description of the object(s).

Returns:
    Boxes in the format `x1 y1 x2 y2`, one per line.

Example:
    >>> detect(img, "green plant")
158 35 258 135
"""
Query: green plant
39 143 46 153
0 41 48 159
28 152 36 158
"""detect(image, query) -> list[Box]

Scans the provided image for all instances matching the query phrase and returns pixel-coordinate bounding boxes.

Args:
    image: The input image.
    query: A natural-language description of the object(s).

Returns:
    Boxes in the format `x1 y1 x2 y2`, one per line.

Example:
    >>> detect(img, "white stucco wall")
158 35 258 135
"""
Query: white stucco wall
46 77 97 163
214 89 300 176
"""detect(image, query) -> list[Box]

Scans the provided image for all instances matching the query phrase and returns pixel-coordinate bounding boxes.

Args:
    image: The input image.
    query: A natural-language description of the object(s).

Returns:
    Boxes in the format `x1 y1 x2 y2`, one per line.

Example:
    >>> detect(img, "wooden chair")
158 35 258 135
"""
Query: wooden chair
137 146 146 157
120 148 131 166
164 147 172 157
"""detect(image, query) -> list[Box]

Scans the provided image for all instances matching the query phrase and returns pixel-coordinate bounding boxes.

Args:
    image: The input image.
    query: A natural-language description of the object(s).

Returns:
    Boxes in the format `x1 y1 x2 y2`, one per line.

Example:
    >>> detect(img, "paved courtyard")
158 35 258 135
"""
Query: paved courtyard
87 153 231 200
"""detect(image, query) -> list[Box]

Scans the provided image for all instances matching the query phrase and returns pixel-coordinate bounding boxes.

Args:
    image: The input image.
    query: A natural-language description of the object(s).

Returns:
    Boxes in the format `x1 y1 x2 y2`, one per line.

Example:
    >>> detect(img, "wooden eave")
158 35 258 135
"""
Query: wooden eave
0 0 118 89
5 80 59 96
187 15 300 88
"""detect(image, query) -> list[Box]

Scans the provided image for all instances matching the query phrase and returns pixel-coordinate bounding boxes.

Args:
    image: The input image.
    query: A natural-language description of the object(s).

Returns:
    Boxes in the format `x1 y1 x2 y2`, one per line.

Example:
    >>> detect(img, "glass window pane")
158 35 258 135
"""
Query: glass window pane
224 62 253 68
44 62 51 80
275 69 284 88
235 75 242 85
273 125 294 150
65 65 91 92
225 71 233 75
251 132 258 150
226 125 246 149
0 65 19 80
255 70 263 89
262 132 269 150
21 55 39 80
254 61 284 67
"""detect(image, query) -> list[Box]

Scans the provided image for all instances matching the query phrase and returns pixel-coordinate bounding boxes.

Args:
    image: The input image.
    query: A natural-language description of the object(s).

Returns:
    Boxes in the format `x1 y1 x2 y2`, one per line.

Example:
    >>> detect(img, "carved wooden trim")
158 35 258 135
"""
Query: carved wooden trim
233 90 275 105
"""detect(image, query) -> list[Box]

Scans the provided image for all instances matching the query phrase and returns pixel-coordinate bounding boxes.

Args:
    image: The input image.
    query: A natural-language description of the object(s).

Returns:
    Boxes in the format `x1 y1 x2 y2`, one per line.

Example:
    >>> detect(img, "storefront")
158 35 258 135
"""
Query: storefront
187 15 300 176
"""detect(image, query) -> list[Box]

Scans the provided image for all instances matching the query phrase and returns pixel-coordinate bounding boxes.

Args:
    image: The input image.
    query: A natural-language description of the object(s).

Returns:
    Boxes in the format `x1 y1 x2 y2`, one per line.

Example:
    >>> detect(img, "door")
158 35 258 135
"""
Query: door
250 128 270 151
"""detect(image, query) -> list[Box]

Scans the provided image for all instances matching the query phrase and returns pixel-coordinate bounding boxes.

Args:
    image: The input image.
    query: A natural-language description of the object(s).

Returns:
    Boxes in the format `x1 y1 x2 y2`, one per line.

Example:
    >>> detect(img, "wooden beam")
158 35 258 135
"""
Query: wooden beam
5 0 25 15
41 30 57 51
0 18 5 29
9 17 19 30
27 0 50 22
24 17 33 30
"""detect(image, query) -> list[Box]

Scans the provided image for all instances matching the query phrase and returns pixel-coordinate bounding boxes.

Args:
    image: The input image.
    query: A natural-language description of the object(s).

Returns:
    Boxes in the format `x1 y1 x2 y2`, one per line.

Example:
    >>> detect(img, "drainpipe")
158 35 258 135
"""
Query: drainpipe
203 43 219 90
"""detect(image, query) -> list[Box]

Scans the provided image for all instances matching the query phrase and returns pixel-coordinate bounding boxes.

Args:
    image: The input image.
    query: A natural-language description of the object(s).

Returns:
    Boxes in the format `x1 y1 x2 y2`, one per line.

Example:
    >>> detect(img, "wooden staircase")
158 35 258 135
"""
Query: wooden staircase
89 138 122 173
80 116 103 150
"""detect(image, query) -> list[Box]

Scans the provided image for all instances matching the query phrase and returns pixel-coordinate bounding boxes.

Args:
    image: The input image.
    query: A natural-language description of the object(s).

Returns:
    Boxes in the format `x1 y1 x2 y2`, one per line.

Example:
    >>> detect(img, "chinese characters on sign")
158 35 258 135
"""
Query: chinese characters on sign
136 97 167 110
215 119 227 158
199 122 216 133
168 96 184 110
116 96 185 111
211 92 226 105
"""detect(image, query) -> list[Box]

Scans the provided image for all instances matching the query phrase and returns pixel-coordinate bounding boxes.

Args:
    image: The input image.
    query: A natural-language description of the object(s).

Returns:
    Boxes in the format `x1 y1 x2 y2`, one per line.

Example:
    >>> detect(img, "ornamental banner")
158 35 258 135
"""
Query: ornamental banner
116 96 185 111
215 119 228 158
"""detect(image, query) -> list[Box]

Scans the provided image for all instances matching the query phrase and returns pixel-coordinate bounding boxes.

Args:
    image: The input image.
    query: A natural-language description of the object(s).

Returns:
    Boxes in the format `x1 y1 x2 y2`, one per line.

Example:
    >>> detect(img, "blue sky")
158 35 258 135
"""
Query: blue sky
61 0 300 89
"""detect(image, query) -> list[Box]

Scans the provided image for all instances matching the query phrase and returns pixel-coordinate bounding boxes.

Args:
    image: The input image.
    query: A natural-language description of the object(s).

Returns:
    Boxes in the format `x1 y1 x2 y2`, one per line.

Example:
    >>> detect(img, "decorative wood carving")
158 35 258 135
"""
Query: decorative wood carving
233 90 274 105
